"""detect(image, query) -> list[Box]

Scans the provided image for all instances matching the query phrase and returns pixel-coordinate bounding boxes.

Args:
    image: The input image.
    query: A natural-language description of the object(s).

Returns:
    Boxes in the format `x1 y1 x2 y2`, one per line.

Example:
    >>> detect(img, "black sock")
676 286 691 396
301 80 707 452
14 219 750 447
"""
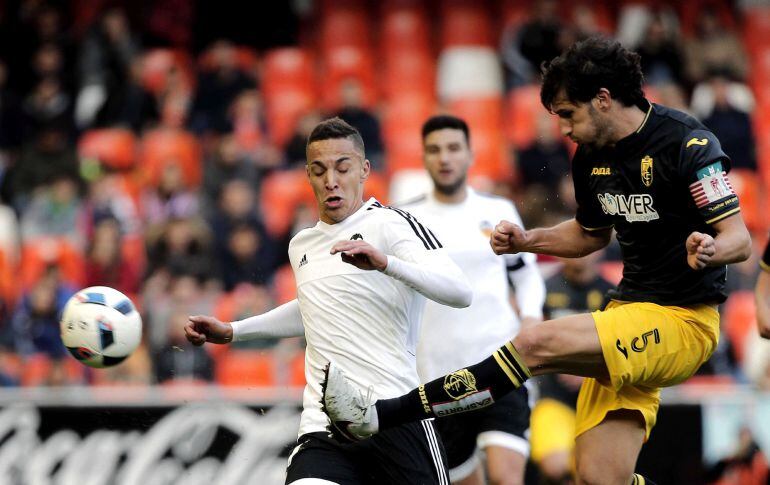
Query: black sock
376 341 531 430
633 474 657 485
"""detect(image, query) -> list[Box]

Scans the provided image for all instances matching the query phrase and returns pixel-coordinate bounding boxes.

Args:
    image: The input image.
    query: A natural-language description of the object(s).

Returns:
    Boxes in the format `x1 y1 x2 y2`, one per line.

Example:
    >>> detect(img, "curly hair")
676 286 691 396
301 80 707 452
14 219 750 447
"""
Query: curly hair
540 36 646 110
307 117 365 155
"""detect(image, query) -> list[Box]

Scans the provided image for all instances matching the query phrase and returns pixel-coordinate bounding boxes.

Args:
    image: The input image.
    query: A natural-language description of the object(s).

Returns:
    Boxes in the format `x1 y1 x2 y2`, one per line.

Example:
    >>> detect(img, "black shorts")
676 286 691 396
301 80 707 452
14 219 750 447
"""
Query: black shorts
434 386 531 474
285 420 449 485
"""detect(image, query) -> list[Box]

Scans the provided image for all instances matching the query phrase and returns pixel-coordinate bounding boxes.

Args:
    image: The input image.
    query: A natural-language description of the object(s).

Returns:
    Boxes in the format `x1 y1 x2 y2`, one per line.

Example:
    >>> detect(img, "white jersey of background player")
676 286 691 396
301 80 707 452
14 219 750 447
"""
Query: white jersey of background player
184 119 471 464
399 115 545 485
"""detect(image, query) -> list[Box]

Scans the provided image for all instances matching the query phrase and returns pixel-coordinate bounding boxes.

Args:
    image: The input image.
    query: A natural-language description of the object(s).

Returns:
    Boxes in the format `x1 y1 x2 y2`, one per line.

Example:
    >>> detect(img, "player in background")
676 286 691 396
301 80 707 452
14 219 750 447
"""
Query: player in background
185 117 472 485
532 251 614 484
756 237 770 339
399 115 545 485
322 37 753 485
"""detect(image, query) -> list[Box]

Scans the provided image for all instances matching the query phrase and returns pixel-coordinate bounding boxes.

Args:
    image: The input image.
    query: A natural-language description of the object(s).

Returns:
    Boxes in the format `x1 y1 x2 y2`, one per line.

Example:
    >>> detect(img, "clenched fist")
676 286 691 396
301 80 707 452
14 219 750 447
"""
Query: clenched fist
685 231 716 270
490 220 529 255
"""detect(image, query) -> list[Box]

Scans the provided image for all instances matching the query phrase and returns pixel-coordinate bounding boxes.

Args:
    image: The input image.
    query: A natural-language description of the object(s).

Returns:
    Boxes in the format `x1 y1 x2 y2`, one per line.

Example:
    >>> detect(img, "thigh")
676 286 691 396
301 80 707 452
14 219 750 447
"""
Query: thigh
366 420 450 485
574 410 645 485
594 301 720 391
285 433 363 485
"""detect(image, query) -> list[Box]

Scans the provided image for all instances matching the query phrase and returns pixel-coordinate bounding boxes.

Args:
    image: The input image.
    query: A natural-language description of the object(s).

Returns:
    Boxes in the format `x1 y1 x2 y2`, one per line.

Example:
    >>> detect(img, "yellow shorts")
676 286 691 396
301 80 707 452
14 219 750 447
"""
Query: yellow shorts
530 398 576 464
575 300 720 439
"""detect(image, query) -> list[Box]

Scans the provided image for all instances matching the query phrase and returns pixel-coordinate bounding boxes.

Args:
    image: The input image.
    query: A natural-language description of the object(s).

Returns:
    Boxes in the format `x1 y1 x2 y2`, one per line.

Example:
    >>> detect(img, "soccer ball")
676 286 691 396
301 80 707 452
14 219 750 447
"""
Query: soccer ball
60 286 142 368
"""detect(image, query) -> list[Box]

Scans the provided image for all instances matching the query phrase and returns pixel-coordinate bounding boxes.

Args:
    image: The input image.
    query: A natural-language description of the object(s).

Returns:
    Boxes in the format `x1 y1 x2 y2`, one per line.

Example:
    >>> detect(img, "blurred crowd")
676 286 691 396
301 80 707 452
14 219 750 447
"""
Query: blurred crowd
0 0 767 401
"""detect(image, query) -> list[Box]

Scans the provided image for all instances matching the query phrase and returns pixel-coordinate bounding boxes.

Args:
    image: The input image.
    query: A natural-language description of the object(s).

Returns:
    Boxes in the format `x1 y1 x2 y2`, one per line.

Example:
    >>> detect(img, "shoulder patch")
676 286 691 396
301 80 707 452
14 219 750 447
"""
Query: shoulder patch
686 137 709 149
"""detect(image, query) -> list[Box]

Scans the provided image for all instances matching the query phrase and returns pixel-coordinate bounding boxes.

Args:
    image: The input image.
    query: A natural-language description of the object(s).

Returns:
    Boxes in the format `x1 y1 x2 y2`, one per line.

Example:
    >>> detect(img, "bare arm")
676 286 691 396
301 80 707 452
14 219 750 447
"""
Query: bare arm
491 218 612 258
756 271 770 339
685 214 752 270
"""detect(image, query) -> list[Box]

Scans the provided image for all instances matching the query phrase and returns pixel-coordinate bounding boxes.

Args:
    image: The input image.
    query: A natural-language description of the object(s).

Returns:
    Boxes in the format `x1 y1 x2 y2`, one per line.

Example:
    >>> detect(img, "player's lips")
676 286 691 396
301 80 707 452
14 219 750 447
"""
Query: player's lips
325 196 343 208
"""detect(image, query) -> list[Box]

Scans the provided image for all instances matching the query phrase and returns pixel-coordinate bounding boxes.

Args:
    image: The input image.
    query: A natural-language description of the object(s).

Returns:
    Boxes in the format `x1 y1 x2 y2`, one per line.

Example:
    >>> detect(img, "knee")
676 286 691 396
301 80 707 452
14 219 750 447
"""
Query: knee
513 324 560 368
487 470 523 485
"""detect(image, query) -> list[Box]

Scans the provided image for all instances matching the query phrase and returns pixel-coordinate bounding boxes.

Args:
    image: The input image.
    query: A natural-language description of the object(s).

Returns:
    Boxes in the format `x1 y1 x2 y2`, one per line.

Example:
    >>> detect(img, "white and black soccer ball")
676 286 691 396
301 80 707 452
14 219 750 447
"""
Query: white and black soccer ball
60 286 142 368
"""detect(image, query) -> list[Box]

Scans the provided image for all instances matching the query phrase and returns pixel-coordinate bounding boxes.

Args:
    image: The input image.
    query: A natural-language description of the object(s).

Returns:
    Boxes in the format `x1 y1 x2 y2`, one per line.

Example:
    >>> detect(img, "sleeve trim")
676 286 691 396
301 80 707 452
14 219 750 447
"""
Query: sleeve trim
705 207 741 225
579 223 614 232
760 260 770 272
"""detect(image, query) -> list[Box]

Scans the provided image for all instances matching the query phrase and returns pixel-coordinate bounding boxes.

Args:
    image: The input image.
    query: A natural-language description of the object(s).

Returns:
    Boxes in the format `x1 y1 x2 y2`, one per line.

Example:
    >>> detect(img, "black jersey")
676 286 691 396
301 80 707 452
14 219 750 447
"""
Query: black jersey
762 236 770 273
572 101 740 306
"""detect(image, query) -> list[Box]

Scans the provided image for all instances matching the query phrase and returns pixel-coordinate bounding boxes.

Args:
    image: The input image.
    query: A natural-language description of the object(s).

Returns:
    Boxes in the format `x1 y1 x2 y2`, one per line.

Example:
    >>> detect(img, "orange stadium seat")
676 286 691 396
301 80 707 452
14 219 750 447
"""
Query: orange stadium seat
140 48 195 96
728 169 764 232
319 7 371 51
265 88 316 147
505 84 554 149
262 48 316 97
501 0 534 30
139 128 202 188
197 45 259 75
319 46 378 110
216 350 276 387
289 351 306 387
382 93 435 148
365 172 390 203
0 248 18 307
20 354 85 387
381 51 435 100
742 7 770 56
723 290 756 364
379 5 432 59
20 238 86 290
440 2 496 48
260 170 317 238
78 129 137 171
273 264 298 305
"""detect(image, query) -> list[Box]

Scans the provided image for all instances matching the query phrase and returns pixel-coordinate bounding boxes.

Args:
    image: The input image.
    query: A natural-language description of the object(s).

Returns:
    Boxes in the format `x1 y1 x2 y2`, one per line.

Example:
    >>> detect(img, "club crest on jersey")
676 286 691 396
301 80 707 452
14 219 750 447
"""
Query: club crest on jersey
641 156 653 187
480 221 494 238
443 369 478 400
350 233 363 240
597 193 660 222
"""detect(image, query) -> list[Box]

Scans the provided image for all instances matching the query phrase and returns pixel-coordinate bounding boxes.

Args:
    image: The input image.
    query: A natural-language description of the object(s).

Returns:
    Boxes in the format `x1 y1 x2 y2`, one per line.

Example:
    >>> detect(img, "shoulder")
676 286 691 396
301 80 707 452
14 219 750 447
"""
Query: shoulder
289 226 318 250
652 104 712 142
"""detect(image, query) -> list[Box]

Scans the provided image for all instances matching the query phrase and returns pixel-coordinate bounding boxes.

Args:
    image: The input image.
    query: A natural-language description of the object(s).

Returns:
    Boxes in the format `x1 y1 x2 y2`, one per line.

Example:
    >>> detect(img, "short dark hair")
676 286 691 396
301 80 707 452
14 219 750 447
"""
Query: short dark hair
307 117 365 154
540 36 646 111
421 115 470 146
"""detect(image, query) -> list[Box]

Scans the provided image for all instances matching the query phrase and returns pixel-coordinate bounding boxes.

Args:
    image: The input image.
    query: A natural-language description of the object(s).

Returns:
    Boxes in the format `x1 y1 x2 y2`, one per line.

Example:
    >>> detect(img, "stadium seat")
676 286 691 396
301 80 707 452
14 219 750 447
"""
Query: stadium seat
0 248 17 307
505 84 557 149
723 290 756 364
20 354 85 387
742 7 770 56
319 46 378 110
264 88 316 147
20 238 86 290
319 7 371 52
728 169 764 232
273 264 298 304
140 48 195 97
379 5 432 59
439 2 495 48
381 51 435 100
677 0 736 36
381 93 435 148
261 48 316 98
197 44 259 75
215 350 276 387
78 129 137 171
289 351 306 387
139 128 202 188
260 170 318 238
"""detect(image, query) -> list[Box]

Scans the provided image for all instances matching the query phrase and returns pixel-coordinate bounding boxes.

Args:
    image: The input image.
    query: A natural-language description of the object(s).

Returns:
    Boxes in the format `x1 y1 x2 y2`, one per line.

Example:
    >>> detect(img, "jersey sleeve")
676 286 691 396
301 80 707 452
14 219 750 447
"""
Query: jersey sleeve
680 129 740 224
762 237 770 273
573 151 614 231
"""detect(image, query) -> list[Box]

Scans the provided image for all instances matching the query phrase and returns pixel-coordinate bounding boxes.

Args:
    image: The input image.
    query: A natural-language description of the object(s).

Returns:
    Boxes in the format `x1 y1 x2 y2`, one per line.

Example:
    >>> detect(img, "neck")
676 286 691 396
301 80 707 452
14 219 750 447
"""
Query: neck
608 103 648 144
433 185 468 204
320 198 365 225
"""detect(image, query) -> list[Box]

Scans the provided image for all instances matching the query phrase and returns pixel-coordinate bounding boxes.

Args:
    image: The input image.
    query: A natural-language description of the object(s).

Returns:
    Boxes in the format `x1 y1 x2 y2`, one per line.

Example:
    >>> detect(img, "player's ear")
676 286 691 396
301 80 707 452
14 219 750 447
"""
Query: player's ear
360 159 371 181
594 88 611 111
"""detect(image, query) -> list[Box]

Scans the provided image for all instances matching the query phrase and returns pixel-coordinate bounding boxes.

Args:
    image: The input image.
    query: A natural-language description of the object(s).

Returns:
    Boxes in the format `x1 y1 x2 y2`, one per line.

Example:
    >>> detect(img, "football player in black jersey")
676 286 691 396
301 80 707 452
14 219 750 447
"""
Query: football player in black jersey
757 237 770 339
321 37 753 485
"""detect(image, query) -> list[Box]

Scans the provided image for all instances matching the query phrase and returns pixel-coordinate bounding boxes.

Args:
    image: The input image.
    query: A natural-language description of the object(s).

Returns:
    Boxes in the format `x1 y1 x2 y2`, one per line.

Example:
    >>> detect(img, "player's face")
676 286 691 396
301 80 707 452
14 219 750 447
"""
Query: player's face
306 137 370 224
550 92 610 148
422 128 472 196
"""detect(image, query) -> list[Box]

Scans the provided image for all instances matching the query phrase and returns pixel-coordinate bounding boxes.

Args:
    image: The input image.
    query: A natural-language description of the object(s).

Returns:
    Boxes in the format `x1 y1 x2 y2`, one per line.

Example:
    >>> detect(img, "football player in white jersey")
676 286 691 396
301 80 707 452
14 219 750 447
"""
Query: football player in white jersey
184 117 472 485
399 115 545 485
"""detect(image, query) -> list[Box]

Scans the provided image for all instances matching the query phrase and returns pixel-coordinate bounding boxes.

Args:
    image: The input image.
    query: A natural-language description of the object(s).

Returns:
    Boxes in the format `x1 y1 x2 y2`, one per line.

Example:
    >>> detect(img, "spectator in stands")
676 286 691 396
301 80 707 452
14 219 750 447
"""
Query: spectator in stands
84 173 142 238
635 11 686 87
141 162 199 228
9 270 75 385
189 40 255 134
284 110 322 168
84 217 141 296
531 251 614 484
202 135 260 213
333 79 383 171
699 72 757 171
145 217 215 282
75 7 140 130
0 60 23 155
153 308 214 384
22 77 74 138
684 7 747 85
20 175 85 249
515 111 570 191
94 57 158 131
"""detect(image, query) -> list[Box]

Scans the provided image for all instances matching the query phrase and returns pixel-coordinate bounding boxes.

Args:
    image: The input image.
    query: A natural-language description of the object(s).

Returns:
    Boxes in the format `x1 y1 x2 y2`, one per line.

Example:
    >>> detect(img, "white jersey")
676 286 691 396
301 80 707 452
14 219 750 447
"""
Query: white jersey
401 188 545 381
289 197 468 437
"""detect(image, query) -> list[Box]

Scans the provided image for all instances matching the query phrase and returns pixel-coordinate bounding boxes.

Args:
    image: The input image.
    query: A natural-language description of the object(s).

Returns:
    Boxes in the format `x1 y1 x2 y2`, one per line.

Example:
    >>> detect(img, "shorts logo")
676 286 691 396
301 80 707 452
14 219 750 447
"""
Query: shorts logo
616 339 629 359
431 389 494 417
631 328 661 352
597 193 660 222
641 156 653 187
443 369 478 400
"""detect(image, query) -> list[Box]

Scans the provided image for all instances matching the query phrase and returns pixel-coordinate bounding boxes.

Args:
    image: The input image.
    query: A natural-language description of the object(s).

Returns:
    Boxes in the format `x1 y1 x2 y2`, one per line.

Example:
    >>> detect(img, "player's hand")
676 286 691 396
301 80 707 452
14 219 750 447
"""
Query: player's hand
330 240 388 271
490 220 528 255
185 315 233 346
685 231 716 270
